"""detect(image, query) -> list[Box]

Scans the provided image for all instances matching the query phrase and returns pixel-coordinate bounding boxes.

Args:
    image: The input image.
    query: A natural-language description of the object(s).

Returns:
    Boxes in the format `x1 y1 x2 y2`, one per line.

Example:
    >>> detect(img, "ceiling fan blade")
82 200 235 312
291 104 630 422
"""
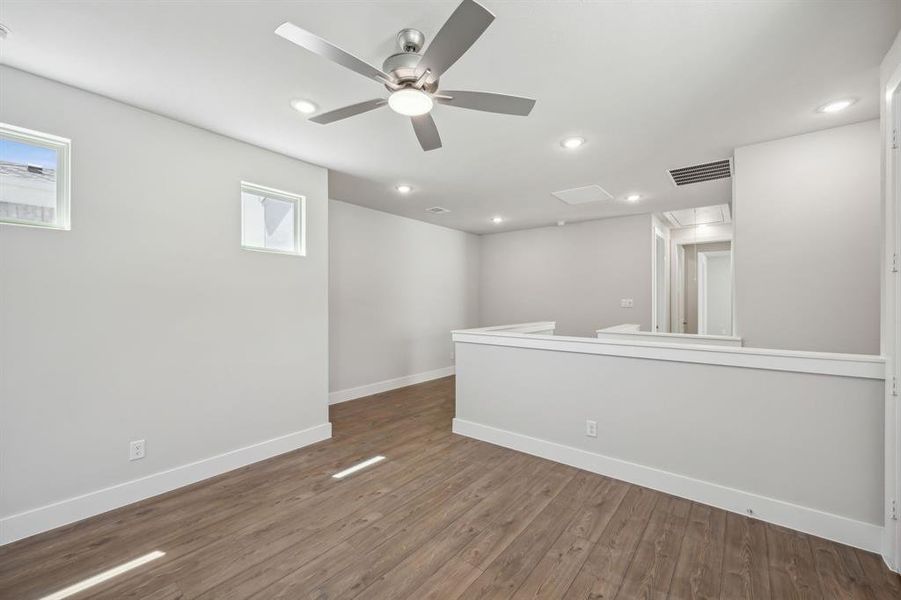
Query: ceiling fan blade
275 22 393 85
411 114 442 151
416 0 494 82
436 90 535 116
309 99 387 124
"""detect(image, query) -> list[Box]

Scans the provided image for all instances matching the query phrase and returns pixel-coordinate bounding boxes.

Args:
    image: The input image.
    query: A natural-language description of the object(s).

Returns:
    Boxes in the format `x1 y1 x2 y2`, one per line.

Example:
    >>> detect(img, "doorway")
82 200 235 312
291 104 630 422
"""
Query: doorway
675 240 732 335
698 250 733 336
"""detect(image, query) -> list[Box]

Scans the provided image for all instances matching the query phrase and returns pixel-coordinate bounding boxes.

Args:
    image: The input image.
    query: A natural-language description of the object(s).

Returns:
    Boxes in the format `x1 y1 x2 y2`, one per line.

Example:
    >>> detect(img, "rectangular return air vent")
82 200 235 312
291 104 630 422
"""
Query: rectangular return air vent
668 159 732 186
551 184 614 205
663 204 731 228
425 206 450 215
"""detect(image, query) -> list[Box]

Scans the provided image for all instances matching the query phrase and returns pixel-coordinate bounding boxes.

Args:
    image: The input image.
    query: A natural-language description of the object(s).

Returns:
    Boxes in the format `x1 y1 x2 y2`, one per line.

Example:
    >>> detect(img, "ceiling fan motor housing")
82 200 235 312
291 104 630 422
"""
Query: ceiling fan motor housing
383 29 439 91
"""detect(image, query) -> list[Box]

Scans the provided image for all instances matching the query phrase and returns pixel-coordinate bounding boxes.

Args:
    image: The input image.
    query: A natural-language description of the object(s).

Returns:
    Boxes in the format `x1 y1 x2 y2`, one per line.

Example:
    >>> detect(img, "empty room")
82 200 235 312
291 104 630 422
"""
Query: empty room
3 1 901 598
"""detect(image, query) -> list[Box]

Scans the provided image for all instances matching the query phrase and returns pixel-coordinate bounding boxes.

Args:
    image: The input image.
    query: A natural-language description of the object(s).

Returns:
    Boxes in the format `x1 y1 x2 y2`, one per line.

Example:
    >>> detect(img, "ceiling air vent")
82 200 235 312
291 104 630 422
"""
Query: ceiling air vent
425 206 450 215
663 204 731 229
668 159 732 186
551 185 614 205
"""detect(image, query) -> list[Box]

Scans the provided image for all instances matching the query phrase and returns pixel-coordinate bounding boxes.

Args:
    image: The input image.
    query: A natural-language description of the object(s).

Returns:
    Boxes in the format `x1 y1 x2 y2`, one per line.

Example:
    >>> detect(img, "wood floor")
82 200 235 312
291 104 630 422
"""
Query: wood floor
2 376 899 599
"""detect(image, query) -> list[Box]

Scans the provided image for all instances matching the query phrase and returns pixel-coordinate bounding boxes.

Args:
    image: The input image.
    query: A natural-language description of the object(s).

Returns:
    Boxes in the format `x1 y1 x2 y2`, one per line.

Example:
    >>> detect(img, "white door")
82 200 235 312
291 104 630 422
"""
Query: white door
698 250 732 336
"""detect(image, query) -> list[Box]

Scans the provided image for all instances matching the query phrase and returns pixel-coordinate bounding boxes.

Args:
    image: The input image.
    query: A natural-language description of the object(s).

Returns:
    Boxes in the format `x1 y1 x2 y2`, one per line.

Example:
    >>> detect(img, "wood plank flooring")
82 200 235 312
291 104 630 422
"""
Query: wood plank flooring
1 376 899 599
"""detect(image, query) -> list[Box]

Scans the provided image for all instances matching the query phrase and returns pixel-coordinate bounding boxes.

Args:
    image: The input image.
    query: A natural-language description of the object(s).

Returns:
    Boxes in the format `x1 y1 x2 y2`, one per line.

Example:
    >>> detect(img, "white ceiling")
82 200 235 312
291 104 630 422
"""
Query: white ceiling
1 1 898 233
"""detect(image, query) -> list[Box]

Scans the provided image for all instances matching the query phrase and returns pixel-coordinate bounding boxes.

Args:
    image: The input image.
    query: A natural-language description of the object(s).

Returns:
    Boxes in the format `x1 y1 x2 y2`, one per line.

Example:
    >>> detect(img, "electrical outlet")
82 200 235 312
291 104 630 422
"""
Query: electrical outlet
129 439 146 461
585 420 597 438
620 298 634 308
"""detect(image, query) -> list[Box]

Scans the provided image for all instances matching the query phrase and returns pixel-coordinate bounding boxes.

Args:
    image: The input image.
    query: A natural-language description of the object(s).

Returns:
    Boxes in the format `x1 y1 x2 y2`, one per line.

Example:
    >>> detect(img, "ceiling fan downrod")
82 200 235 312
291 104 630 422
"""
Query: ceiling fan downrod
396 28 425 53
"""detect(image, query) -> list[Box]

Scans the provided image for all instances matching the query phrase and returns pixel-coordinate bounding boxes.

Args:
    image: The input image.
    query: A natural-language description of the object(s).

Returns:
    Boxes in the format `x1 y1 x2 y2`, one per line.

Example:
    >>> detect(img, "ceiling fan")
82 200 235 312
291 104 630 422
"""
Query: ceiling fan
274 0 536 151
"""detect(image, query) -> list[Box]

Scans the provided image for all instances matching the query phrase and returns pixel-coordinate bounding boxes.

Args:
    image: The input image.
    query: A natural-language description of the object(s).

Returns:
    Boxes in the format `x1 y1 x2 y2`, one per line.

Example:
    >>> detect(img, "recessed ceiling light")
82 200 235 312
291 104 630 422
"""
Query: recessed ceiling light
561 136 585 149
388 88 433 116
557 220 566 227
817 98 856 114
626 194 641 202
491 216 504 224
290 98 317 114
395 184 412 194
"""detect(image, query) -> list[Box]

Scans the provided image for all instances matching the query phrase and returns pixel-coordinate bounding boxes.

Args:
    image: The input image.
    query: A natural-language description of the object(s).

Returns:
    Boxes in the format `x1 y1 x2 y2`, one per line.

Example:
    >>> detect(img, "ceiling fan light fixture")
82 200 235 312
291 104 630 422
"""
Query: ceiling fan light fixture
388 88 434 116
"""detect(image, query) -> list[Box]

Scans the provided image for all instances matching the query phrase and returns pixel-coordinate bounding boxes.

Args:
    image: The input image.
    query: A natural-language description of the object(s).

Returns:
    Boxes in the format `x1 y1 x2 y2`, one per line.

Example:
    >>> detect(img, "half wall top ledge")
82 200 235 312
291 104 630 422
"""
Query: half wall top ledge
452 322 886 380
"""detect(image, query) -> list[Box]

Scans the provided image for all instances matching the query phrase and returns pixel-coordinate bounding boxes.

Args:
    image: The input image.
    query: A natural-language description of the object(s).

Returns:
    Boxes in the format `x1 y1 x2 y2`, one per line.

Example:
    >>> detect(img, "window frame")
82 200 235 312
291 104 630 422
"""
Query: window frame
239 181 306 257
0 122 72 230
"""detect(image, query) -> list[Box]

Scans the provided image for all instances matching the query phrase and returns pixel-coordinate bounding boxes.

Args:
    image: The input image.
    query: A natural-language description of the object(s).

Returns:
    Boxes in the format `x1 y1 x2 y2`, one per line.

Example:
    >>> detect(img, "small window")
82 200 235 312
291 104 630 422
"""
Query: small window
240 181 305 256
0 123 71 230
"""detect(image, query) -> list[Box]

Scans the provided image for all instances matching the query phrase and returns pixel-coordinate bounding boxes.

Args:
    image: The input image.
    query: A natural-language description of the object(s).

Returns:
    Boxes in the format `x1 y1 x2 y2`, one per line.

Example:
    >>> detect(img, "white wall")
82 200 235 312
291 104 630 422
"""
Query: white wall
0 67 330 541
479 215 652 337
733 120 881 353
328 199 479 398
454 338 885 550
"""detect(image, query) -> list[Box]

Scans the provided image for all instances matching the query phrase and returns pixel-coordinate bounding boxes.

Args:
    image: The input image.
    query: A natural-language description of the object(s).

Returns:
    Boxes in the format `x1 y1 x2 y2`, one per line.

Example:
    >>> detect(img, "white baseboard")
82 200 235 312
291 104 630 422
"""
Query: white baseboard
329 366 455 405
453 418 883 554
0 422 332 546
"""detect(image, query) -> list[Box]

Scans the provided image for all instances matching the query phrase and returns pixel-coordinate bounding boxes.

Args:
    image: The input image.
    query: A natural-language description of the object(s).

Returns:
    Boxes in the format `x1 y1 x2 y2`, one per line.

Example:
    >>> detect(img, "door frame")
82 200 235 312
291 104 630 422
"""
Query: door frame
880 30 901 572
674 244 686 333
651 217 670 333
